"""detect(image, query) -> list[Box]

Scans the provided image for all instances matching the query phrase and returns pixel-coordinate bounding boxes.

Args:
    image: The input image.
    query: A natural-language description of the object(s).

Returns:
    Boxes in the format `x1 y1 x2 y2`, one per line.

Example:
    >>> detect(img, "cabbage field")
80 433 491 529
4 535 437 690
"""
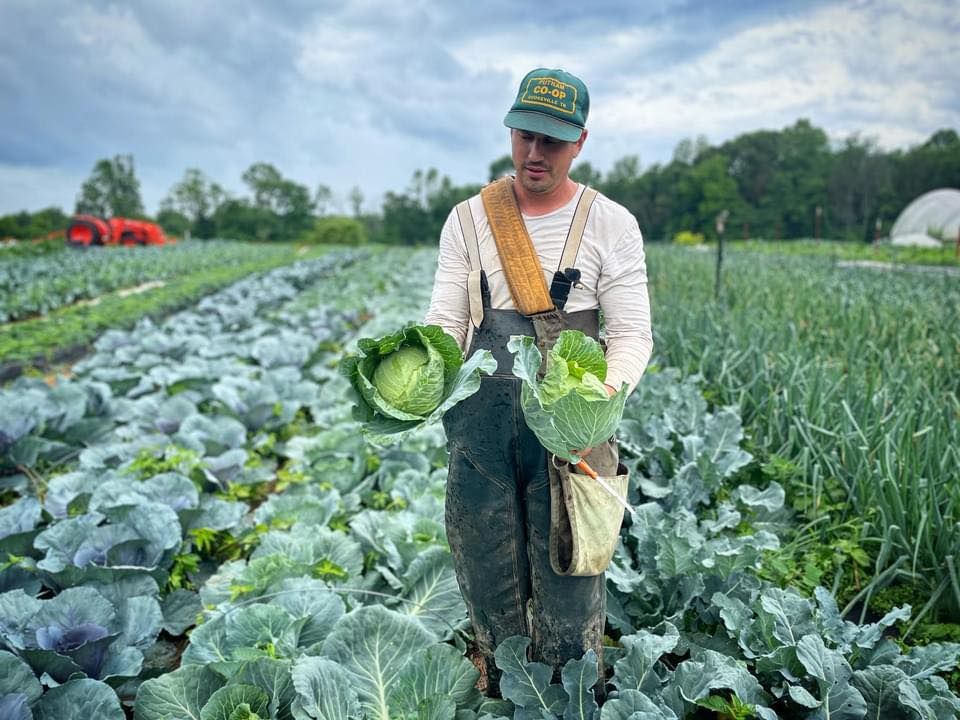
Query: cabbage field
0 241 330 372
0 241 314 323
1 242 959 719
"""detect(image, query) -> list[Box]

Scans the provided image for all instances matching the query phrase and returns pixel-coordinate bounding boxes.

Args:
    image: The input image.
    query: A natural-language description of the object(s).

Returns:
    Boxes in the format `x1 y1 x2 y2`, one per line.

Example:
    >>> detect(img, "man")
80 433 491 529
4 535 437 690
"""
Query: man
425 68 653 696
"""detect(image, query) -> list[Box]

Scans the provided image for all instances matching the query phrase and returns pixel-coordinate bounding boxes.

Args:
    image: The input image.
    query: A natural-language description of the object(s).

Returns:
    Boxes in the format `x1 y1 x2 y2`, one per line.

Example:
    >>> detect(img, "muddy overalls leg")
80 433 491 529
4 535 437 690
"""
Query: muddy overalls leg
442 304 607 696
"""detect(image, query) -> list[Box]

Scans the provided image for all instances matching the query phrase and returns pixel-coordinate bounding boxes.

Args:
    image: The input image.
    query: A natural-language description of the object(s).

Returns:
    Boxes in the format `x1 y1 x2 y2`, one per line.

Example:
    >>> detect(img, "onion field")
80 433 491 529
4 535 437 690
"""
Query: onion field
650 248 960 625
0 243 958 719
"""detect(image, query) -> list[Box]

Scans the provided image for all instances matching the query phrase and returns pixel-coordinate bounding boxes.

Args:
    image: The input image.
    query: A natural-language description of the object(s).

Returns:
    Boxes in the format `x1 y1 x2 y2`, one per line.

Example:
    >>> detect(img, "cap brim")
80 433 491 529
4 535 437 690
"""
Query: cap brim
504 110 584 142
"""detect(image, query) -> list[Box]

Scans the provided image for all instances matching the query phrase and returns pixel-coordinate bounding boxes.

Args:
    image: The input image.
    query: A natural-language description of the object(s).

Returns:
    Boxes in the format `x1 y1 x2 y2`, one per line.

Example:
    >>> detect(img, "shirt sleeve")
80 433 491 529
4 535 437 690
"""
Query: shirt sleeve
424 209 471 350
596 218 654 394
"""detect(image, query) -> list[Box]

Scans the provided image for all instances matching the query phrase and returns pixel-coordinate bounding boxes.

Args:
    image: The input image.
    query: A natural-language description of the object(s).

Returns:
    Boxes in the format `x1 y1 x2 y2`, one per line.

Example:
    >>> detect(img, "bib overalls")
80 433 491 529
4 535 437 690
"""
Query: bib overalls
441 301 617 697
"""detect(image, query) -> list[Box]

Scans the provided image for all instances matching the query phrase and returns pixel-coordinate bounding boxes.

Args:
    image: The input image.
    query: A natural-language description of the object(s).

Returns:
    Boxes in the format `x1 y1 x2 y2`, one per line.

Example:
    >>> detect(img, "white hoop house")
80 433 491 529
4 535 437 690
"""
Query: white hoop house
890 188 960 247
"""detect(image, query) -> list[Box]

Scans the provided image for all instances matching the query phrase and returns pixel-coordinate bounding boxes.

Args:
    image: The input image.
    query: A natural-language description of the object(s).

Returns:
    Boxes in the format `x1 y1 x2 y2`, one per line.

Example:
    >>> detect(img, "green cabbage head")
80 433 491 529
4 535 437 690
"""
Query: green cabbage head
340 324 496 443
508 330 627 463
372 344 444 416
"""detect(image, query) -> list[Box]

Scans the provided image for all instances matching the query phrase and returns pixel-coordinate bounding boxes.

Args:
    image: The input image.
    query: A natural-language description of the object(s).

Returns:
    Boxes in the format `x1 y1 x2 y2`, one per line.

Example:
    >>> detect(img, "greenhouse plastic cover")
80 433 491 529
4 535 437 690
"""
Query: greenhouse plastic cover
890 188 960 245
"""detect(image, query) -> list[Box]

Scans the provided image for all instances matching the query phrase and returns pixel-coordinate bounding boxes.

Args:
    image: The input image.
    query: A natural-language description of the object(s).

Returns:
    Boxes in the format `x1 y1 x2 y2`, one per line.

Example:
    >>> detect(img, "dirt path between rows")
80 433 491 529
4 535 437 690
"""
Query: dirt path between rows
73 280 167 308
2 280 169 328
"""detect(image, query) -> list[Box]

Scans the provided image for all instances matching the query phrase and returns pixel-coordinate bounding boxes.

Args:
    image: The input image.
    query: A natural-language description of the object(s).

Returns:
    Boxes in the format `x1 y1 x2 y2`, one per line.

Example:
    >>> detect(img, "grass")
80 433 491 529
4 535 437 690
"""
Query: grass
646 244 960 623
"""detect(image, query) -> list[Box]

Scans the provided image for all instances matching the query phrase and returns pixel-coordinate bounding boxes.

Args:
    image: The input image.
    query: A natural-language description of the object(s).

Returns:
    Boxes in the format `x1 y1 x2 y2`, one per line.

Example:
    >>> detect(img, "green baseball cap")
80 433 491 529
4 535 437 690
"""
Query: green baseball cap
503 68 589 142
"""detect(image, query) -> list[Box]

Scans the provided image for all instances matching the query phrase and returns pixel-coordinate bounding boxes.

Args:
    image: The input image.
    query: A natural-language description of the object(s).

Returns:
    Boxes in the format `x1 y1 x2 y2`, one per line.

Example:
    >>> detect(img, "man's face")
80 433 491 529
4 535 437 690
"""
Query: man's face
511 128 587 196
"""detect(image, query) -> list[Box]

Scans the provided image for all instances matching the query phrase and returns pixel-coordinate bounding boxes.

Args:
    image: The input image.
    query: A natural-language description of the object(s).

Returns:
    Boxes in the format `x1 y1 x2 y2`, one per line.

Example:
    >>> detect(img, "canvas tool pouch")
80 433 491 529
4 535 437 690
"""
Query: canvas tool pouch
549 440 630 577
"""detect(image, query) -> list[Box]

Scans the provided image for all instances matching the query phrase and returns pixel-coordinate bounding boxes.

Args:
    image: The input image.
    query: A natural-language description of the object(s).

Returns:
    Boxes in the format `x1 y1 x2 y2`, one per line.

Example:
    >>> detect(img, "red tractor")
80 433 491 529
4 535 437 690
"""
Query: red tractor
66 215 171 247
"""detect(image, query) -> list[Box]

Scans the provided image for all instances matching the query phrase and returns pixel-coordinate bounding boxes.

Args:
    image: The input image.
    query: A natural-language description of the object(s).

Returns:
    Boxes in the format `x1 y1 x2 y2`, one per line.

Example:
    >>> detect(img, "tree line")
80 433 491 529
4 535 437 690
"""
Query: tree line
2 119 958 245
584 121 960 243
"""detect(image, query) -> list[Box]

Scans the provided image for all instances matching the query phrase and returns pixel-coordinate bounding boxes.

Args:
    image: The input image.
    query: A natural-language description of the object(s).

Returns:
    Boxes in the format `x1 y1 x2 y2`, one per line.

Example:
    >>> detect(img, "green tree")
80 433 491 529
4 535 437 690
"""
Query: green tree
242 163 285 210
488 154 514 182
0 211 33 240
75 154 145 218
766 120 831 238
379 191 428 245
424 174 481 238
377 169 479 245
214 199 277 242
0 207 69 239
348 186 364 217
690 153 745 237
889 128 960 223
570 161 602 187
240 162 315 240
315 183 333 216
649 162 691 240
159 168 226 238
597 155 648 227
606 155 641 187
828 134 893 241
721 129 781 237
304 215 367 245
156 207 191 237
672 135 710 165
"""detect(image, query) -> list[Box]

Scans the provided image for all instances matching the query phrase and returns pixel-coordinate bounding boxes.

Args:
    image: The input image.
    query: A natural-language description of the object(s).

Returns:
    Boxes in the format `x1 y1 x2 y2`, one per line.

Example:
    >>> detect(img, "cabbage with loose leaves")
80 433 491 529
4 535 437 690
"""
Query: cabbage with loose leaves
508 330 627 463
340 324 496 442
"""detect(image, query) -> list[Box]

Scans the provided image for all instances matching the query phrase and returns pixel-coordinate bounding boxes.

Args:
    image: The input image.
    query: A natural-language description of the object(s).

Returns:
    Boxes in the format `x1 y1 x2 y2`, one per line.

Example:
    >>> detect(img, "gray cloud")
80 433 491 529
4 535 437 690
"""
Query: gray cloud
0 0 956 216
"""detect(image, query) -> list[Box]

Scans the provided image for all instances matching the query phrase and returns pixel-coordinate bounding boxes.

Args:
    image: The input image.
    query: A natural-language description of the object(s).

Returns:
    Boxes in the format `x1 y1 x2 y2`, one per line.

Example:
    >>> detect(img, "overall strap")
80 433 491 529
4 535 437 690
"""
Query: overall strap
455 199 485 330
549 186 598 310
480 177 554 316
560 186 598 271
456 199 482 272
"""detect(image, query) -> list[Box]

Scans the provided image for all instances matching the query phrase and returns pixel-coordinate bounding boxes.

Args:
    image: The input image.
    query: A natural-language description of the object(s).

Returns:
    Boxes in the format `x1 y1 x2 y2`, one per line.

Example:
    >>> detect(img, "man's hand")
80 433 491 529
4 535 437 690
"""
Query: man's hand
570 384 617 458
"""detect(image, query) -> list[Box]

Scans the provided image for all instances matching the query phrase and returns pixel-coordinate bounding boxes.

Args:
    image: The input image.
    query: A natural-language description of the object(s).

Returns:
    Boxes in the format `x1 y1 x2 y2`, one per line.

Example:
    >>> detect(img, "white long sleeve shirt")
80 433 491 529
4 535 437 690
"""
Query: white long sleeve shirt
425 183 654 394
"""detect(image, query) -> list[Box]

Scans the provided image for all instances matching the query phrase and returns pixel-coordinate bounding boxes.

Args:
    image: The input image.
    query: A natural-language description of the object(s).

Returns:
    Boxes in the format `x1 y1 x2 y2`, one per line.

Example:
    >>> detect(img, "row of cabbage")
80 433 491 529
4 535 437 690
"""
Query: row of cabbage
0 245 958 719
0 245 370 716
0 240 305 322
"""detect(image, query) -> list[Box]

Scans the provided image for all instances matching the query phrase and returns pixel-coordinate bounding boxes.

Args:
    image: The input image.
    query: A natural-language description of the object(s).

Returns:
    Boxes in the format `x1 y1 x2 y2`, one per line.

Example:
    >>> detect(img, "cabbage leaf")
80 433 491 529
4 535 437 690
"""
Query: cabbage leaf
507 331 627 463
340 324 496 442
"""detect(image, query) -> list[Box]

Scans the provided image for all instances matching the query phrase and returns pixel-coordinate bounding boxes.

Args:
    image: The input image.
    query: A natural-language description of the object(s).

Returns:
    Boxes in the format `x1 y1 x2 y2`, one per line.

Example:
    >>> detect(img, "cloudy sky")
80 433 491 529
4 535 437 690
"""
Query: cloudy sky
1 0 957 216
